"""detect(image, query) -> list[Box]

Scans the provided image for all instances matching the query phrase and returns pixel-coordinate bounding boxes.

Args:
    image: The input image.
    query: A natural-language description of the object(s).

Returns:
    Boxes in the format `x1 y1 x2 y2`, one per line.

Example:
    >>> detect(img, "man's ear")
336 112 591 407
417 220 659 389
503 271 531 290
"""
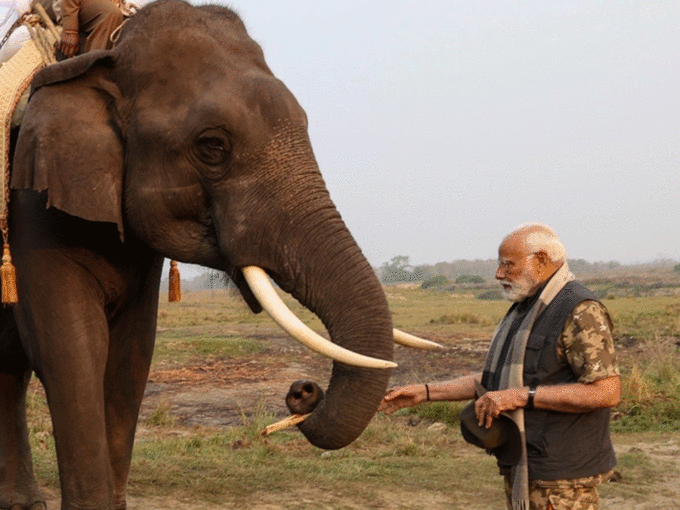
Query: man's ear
533 250 551 267
12 50 125 239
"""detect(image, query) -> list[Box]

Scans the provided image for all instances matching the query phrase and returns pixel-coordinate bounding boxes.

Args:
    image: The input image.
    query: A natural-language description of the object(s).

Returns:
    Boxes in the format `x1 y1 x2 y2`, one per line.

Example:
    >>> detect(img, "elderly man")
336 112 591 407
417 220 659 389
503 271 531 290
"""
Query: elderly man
379 223 620 510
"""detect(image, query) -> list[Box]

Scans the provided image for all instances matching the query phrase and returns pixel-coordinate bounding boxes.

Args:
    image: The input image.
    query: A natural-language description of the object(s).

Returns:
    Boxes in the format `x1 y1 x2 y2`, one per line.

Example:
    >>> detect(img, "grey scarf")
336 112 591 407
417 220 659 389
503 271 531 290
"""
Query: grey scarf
482 263 574 510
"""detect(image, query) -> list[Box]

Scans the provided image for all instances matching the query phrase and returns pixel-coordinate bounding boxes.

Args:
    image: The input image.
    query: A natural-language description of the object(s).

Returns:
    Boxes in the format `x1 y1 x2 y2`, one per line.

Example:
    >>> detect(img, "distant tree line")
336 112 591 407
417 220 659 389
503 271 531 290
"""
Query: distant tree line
378 256 679 285
161 258 680 290
378 255 495 284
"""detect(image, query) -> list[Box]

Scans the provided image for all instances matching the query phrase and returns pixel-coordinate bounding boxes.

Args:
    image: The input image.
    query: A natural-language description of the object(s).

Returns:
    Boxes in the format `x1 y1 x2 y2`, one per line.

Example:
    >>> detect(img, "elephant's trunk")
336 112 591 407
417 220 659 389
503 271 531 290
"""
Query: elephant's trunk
252 207 394 449
280 214 394 449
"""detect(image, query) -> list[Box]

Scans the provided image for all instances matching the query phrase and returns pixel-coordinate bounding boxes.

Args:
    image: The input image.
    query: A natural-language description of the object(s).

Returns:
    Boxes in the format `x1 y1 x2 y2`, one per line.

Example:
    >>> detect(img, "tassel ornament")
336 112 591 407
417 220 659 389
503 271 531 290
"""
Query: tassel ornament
168 259 181 302
1 243 17 303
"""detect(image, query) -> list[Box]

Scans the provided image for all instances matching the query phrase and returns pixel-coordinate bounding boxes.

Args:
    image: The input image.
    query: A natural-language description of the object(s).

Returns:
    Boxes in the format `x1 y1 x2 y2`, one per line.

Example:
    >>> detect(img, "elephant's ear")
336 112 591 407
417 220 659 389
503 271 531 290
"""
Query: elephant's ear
12 50 126 239
29 50 118 93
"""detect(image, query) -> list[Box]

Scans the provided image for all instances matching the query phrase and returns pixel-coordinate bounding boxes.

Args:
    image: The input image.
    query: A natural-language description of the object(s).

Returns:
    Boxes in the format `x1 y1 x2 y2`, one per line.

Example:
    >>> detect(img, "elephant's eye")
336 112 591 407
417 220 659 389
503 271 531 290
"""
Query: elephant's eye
194 134 231 166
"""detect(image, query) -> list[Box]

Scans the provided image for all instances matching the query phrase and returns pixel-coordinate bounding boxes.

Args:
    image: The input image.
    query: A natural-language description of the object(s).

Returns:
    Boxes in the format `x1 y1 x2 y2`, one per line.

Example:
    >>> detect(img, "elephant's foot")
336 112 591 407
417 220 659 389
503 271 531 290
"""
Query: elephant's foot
0 483 45 510
0 481 44 510
114 496 126 510
7 502 45 510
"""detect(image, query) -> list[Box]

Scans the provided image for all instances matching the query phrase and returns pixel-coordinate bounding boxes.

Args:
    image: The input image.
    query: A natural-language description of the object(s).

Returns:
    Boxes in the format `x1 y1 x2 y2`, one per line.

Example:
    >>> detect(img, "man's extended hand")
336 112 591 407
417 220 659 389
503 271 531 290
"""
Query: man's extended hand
57 30 80 58
378 385 427 415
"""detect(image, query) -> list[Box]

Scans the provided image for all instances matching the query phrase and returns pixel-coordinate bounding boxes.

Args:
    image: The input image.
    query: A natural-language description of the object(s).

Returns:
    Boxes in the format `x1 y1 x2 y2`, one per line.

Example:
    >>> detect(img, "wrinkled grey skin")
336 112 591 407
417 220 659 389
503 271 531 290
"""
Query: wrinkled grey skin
0 1 394 508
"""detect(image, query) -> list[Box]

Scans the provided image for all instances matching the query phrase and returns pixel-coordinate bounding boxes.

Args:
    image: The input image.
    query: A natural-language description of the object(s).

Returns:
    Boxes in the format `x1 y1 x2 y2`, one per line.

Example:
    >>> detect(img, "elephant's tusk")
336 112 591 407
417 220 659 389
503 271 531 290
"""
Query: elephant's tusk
241 266 397 369
393 329 443 350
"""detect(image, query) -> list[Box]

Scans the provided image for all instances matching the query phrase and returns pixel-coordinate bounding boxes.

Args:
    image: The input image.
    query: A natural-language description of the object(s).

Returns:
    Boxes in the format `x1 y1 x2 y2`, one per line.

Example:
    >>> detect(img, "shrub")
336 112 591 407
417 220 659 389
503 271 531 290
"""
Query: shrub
455 275 485 284
477 290 503 300
421 275 450 289
146 401 176 427
430 313 493 326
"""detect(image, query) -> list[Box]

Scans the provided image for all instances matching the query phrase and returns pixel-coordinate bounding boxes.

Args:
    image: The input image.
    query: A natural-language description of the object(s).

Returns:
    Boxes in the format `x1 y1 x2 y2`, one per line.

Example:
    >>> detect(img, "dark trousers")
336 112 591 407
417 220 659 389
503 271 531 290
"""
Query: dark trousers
79 0 124 51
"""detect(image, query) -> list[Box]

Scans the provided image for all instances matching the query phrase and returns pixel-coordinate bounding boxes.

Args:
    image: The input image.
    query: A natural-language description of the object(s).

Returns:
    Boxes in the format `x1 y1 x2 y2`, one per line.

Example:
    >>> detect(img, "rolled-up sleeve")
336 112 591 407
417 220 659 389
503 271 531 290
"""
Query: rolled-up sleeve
557 300 620 384
60 0 80 32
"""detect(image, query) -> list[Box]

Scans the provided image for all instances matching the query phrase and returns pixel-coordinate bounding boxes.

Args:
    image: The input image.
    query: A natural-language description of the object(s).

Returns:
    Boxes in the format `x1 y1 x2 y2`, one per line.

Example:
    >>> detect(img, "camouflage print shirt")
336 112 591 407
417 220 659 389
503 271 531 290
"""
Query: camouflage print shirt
556 300 620 383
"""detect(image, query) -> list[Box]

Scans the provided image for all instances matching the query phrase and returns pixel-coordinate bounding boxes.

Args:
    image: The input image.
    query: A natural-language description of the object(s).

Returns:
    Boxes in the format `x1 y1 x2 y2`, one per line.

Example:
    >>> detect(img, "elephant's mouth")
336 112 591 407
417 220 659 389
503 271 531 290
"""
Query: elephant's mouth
231 266 397 368
241 266 396 369
229 267 263 314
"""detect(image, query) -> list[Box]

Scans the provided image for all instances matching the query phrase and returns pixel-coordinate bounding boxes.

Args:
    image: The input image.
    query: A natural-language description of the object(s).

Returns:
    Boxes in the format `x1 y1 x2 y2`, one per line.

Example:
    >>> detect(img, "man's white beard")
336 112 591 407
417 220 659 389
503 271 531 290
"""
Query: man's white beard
501 271 540 302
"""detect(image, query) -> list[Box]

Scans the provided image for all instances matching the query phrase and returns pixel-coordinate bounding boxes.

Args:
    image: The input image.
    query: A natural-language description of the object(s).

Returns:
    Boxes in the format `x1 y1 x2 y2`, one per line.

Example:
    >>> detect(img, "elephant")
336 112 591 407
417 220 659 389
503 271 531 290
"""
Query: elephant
0 1 439 509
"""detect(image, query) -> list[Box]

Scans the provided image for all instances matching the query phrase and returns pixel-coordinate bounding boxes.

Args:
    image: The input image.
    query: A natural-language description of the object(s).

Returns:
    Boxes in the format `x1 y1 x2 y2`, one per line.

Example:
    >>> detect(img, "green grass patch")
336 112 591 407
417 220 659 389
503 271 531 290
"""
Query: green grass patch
400 401 466 428
128 414 504 508
157 289 324 330
605 297 680 341
384 288 507 336
145 400 177 427
384 287 680 344
430 313 494 327
613 339 680 432
152 332 266 366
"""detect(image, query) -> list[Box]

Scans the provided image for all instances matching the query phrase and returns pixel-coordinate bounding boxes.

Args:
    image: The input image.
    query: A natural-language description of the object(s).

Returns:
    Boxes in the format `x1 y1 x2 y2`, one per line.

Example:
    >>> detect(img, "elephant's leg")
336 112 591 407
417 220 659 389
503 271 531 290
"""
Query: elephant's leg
104 258 163 510
0 306 44 510
39 334 116 509
0 368 44 510
104 323 154 510
14 290 117 510
39 326 116 509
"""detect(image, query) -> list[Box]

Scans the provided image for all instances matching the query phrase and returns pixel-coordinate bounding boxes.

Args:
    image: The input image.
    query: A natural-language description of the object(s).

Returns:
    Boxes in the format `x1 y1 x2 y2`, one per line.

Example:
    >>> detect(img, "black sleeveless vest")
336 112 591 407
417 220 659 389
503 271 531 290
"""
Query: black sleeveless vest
521 281 616 480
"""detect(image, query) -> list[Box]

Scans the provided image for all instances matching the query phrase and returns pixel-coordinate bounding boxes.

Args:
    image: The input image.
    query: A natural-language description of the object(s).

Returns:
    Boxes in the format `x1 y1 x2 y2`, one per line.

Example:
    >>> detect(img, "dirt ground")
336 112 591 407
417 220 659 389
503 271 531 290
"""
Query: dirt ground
141 329 489 428
40 329 679 510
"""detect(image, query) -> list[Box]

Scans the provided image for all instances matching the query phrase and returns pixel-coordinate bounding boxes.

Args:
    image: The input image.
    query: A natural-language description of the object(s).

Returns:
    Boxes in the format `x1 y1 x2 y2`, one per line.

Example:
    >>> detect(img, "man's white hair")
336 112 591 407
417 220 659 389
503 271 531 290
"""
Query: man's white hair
504 223 567 263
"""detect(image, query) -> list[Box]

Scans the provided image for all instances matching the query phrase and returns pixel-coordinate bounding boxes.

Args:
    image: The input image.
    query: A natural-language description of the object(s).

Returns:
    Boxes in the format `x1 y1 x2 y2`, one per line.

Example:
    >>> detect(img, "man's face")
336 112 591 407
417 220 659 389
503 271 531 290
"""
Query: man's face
496 238 541 302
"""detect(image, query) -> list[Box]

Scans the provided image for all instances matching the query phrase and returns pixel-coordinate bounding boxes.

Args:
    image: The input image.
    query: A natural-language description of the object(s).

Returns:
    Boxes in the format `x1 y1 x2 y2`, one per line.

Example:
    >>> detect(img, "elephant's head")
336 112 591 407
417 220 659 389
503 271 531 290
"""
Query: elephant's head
12 0 397 449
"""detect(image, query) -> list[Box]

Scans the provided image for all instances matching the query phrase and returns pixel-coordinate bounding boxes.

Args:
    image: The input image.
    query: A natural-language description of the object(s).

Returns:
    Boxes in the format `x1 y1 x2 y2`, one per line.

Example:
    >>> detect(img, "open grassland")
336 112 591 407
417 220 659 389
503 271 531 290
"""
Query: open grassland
386 285 680 434
26 282 680 509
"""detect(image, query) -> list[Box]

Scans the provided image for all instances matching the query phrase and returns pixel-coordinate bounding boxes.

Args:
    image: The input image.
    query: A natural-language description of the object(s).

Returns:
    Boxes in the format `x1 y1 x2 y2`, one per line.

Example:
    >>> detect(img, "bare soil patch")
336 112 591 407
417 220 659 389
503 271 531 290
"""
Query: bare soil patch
138 328 491 429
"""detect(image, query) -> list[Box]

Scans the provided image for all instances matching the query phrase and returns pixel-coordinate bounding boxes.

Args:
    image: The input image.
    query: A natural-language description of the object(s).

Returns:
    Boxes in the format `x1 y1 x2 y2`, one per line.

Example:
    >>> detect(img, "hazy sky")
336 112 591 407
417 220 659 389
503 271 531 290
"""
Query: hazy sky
226 0 679 268
3 1 678 276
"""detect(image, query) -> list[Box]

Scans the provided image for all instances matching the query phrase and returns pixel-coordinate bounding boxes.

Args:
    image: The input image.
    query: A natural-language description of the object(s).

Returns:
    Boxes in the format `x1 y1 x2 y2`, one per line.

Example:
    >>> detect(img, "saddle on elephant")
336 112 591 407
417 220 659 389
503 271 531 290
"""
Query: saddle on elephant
0 1 61 303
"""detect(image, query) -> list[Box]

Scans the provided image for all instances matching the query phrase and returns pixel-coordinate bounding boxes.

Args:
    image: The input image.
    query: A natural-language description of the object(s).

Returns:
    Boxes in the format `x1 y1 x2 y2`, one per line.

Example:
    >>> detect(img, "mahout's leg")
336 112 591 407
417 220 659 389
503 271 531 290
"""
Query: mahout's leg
104 258 163 510
0 307 45 510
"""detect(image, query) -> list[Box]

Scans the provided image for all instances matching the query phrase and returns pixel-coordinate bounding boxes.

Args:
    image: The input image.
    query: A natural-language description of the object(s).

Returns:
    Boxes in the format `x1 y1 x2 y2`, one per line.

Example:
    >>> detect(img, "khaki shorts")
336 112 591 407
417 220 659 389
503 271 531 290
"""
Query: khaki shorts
503 471 614 510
